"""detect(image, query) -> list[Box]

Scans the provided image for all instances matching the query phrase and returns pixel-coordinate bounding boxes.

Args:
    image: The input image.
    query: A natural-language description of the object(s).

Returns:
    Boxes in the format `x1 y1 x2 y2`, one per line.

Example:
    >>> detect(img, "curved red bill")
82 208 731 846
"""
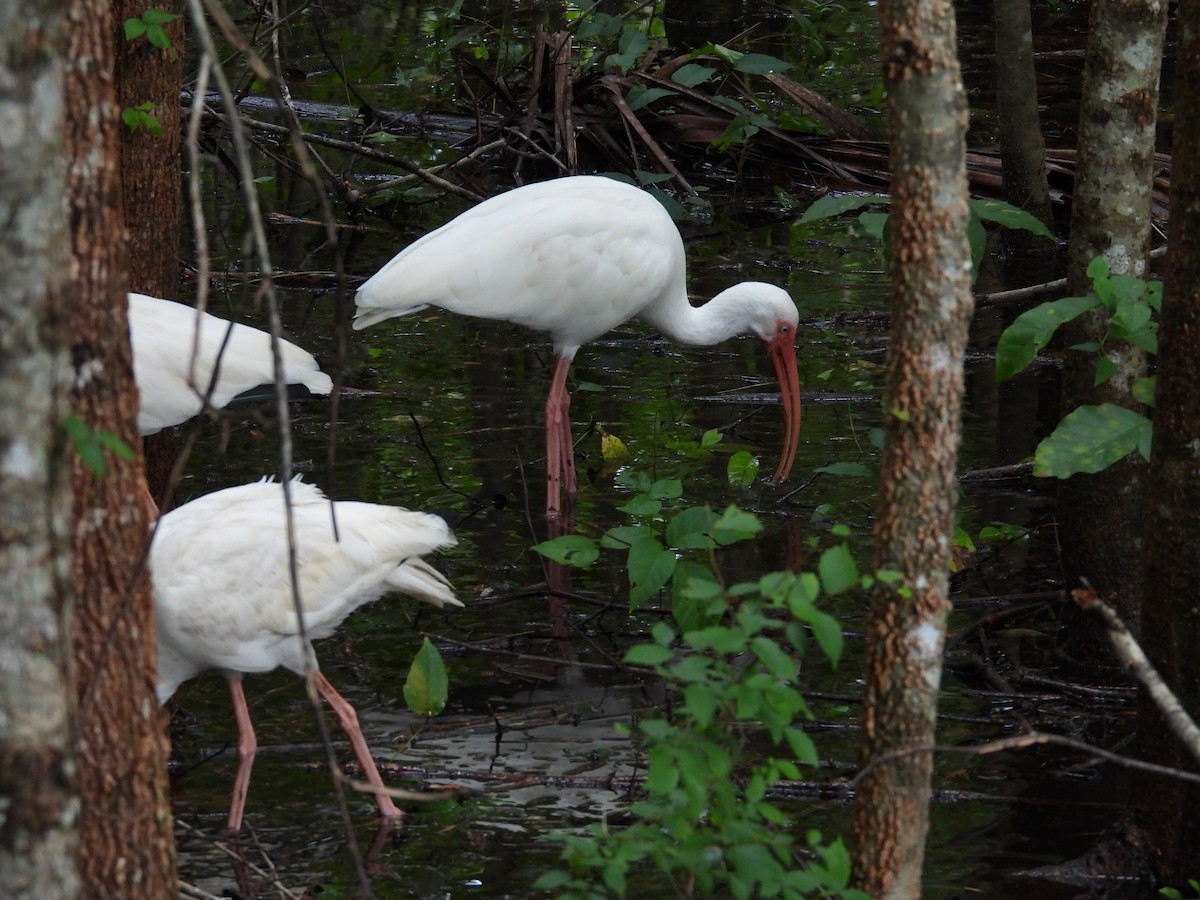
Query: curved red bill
766 329 801 483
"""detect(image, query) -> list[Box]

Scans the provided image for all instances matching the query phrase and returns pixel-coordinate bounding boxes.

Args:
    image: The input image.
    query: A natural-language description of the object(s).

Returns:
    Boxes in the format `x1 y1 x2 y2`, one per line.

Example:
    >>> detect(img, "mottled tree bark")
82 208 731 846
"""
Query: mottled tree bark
1058 0 1167 641
850 2 972 897
1136 0 1200 881
993 0 1053 234
65 0 178 893
0 1 78 895
116 0 183 506
116 0 182 296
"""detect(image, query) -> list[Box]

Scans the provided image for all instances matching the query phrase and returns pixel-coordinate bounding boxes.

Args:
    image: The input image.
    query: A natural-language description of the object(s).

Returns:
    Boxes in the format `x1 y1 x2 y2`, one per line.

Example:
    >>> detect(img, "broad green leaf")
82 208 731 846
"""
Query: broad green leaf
786 727 819 766
647 477 683 499
1132 376 1156 406
532 534 599 567
818 544 858 596
666 505 715 549
1093 356 1117 386
751 636 798 681
618 495 662 516
142 8 181 26
726 450 759 485
700 428 723 447
628 535 676 608
968 198 1054 239
624 643 674 667
994 294 1100 381
683 682 717 728
857 210 889 241
403 638 449 716
798 192 889 224
732 53 791 74
671 63 716 86
710 505 762 545
626 85 676 111
124 18 148 40
1034 403 1152 477
602 523 647 549
806 608 844 666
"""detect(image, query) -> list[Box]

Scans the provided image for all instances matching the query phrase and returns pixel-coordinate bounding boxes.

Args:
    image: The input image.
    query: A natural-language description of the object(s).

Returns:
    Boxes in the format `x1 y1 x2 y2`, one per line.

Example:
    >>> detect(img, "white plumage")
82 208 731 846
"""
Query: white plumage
353 175 801 518
152 478 459 830
129 293 334 435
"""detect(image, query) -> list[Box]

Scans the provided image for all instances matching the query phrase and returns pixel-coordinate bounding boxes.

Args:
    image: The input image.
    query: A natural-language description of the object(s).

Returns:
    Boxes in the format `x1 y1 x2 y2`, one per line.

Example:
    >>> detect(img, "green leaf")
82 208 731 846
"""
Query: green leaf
807 608 844 666
532 534 599 567
619 495 662 516
671 63 716 86
751 636 798 681
142 8 181 26
798 193 889 224
732 53 791 74
858 210 889 241
1093 355 1117 386
1132 376 1156 406
818 544 858 596
403 638 449 716
710 505 762 545
726 450 759 486
968 198 1054 239
626 85 676 111
1034 403 1152 477
666 505 716 549
123 18 148 40
647 478 683 500
700 428 723 448
624 643 674 667
628 535 676 608
994 294 1100 381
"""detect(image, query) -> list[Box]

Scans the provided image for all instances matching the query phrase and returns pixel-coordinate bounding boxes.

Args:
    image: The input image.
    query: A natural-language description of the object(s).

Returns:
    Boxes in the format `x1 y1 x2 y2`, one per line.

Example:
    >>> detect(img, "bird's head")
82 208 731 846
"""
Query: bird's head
735 283 801 484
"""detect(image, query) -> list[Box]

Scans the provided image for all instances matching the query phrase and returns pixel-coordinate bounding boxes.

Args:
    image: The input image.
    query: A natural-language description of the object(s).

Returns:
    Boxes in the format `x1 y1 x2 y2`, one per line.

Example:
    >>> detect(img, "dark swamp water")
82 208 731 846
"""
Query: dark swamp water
161 1 1147 897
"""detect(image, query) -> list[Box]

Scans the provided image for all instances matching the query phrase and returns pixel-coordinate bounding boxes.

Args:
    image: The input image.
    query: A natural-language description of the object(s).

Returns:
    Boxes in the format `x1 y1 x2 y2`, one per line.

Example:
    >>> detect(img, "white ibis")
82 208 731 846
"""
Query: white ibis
128 292 333 435
352 175 801 518
151 477 459 830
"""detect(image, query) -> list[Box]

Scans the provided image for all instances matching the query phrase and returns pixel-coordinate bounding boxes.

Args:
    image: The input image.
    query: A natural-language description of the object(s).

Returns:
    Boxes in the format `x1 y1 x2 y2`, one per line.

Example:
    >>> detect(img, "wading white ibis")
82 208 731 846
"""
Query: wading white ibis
128 293 333 435
352 175 801 518
151 477 459 830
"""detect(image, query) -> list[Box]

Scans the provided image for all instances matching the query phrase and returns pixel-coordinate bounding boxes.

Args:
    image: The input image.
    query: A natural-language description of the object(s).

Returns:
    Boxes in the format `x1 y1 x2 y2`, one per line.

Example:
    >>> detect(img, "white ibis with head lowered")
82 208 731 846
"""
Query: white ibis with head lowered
128 293 333 435
151 477 459 830
352 175 801 518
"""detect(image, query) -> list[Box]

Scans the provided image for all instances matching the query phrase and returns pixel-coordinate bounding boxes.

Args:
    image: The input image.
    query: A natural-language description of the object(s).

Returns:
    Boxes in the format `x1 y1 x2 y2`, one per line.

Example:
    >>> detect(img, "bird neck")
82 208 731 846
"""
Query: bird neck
640 283 761 348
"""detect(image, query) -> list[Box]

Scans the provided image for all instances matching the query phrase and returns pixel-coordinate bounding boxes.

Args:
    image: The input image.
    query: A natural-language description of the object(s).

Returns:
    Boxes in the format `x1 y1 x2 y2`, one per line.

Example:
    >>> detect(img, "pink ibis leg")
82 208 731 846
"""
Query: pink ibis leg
544 355 577 519
226 677 258 832
313 671 402 821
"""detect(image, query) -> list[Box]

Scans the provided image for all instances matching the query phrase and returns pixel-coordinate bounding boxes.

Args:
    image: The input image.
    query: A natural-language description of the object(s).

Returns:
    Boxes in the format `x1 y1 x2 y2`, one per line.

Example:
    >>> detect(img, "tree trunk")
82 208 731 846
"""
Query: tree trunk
115 0 183 506
1136 0 1200 880
993 0 1053 236
65 0 178 893
1057 0 1168 643
850 2 972 897
116 0 182 295
0 1 79 895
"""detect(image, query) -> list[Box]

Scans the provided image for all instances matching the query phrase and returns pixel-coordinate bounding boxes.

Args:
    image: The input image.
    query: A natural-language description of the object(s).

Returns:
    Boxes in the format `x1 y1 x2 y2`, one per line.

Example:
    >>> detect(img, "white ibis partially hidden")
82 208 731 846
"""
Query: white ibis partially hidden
352 175 801 519
129 293 333 435
151 478 459 830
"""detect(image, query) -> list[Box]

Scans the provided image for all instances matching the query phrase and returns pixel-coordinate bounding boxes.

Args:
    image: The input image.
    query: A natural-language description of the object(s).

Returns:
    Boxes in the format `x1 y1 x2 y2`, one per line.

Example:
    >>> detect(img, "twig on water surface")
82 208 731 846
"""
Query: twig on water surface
1074 582 1200 769
407 412 480 508
427 632 657 677
849 731 1200 790
175 821 302 899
